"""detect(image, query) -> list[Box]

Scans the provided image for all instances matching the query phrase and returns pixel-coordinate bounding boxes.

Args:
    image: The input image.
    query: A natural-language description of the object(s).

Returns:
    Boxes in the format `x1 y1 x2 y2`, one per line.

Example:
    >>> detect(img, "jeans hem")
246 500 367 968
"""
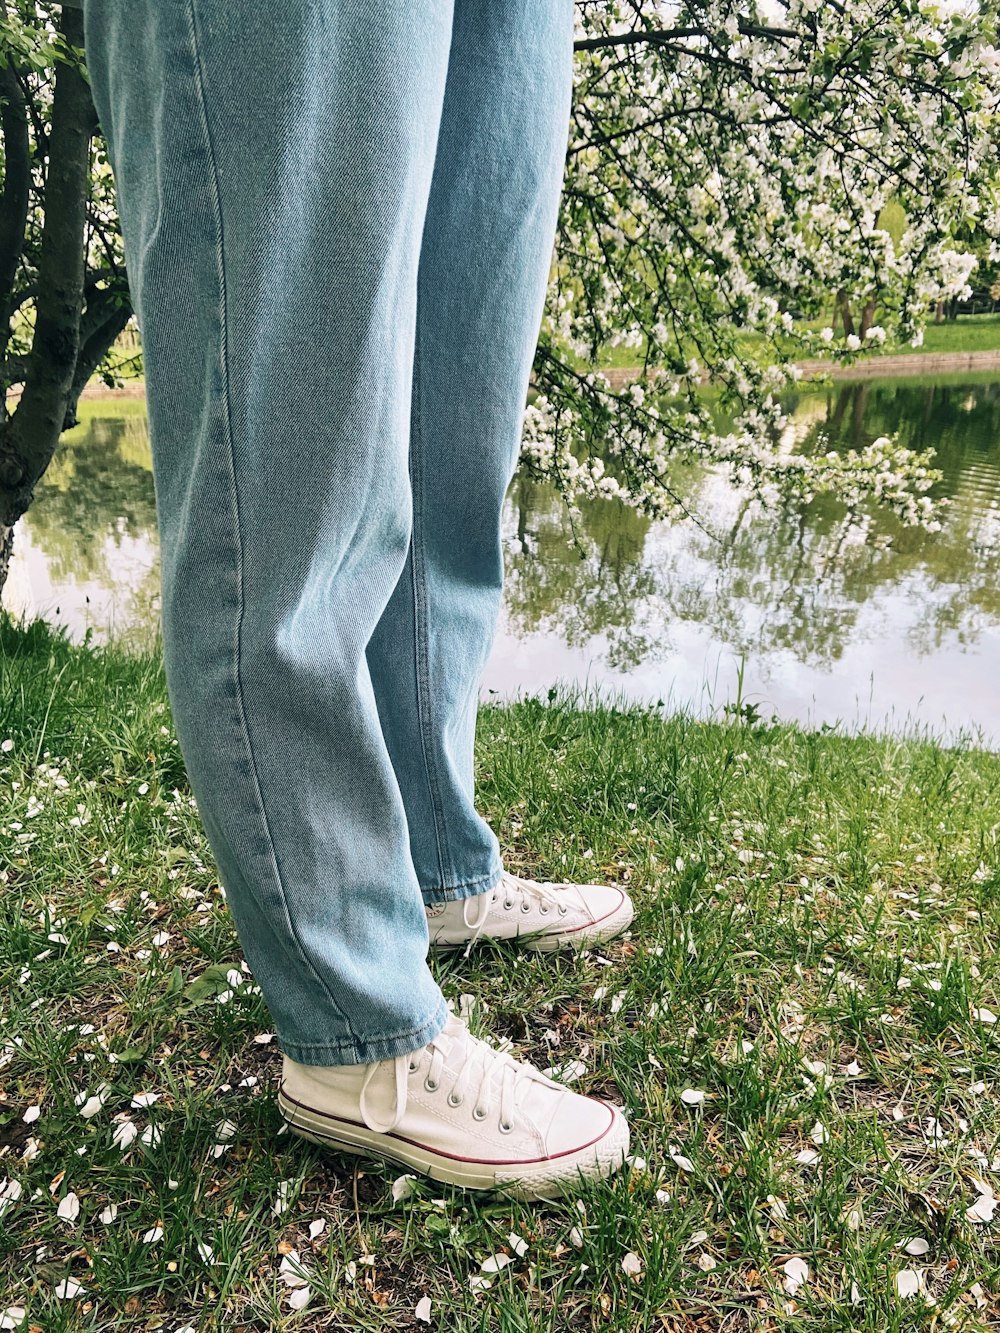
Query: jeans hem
420 858 504 906
279 993 450 1067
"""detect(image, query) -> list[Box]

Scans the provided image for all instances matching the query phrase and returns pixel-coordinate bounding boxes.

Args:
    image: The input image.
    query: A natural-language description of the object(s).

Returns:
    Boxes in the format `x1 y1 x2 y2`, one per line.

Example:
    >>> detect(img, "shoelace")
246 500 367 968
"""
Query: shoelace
457 871 596 959
357 1014 543 1135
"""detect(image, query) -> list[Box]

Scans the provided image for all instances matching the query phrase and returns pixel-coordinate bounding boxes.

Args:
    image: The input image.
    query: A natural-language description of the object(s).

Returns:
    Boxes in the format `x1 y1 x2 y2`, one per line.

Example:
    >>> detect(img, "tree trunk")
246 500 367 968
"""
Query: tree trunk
64 276 134 428
0 59 32 393
859 297 875 339
0 5 95 602
836 287 855 338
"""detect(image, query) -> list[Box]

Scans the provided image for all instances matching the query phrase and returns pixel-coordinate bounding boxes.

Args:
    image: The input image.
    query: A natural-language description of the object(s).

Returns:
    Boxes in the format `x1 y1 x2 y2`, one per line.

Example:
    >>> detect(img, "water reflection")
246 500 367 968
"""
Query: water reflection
8 378 1000 739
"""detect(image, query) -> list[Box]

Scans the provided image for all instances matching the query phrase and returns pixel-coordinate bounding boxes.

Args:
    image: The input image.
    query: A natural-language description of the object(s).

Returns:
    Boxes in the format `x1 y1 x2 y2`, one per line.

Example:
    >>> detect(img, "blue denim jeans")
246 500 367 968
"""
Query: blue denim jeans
80 0 575 1065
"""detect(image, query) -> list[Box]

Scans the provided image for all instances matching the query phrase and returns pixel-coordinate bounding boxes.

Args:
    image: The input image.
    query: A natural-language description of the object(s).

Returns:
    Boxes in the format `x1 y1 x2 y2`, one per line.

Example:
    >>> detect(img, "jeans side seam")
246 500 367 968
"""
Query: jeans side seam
185 0 354 1041
409 317 453 884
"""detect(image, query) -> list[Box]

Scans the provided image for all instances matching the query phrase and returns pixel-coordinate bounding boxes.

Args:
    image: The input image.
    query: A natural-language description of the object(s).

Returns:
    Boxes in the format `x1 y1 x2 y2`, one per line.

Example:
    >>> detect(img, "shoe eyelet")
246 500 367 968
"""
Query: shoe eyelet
540 905 550 915
520 902 531 913
407 1061 418 1074
472 1106 488 1121
447 1092 463 1107
558 905 568 916
499 1119 513 1134
424 1077 439 1092
503 900 514 911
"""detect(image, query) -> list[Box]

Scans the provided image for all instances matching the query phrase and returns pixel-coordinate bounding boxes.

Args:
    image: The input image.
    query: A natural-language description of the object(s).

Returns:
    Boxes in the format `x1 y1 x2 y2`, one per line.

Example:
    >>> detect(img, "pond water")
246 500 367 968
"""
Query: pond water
7 375 1000 743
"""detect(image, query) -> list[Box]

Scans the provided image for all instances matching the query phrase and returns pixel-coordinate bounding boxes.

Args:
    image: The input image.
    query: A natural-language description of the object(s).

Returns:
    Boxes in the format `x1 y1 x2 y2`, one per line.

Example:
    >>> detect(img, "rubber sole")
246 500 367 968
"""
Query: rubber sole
428 896 635 954
276 1086 630 1201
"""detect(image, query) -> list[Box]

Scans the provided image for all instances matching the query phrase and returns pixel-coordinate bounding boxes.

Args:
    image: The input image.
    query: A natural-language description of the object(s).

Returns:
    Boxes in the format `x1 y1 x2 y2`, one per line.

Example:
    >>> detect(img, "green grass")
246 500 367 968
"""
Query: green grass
583 312 1000 373
1 616 999 1331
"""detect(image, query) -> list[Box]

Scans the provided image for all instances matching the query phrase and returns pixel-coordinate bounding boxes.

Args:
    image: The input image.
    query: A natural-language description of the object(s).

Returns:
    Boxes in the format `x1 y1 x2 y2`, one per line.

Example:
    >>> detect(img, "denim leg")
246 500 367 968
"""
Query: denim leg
367 0 576 905
80 0 456 1064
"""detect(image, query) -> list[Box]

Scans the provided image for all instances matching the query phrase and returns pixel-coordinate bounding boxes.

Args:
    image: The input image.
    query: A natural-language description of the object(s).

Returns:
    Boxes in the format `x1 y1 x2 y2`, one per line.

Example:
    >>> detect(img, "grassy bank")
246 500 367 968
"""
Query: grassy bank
587 312 1000 372
1 618 999 1331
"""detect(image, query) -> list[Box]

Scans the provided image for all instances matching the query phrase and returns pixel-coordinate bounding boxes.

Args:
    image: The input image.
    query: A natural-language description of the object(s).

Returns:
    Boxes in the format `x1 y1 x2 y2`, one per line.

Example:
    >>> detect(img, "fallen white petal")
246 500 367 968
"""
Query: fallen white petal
669 1147 695 1173
903 1237 929 1256
197 1241 214 1264
99 1203 118 1224
392 1174 418 1203
621 1252 643 1276
481 1253 513 1273
508 1232 528 1258
0 1307 26 1331
308 1219 325 1241
131 1092 160 1108
972 1008 997 1025
0 1180 24 1216
279 1251 310 1288
795 1149 820 1165
783 1257 809 1293
569 1226 584 1249
415 1295 432 1323
680 1089 706 1105
142 1226 163 1244
542 1059 587 1083
57 1192 80 1223
53 1278 85 1299
894 1269 922 1298
287 1286 310 1311
469 1275 492 1292
22 1106 40 1125
966 1195 998 1223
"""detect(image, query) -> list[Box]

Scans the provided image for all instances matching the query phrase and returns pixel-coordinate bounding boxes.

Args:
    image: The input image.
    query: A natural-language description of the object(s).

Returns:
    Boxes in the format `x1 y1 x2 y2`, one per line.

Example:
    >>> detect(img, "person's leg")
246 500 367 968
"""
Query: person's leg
367 0 576 904
80 0 456 1064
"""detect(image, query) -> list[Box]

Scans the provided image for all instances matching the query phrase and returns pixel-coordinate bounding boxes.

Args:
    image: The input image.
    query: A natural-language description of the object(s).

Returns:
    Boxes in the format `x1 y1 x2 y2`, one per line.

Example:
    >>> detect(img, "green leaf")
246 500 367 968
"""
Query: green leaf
181 963 233 1007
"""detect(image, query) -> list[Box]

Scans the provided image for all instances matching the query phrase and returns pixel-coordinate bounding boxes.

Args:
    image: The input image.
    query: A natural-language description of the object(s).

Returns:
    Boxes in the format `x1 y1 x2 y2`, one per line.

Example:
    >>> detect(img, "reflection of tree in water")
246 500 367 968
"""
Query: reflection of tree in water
28 412 156 573
503 379 1000 672
20 384 1000 666
503 474 661 672
24 409 162 641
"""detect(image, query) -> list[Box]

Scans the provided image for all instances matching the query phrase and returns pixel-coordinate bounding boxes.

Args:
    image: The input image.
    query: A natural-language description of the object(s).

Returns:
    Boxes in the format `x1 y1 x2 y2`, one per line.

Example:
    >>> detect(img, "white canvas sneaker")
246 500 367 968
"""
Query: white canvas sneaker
426 869 634 957
277 1012 630 1200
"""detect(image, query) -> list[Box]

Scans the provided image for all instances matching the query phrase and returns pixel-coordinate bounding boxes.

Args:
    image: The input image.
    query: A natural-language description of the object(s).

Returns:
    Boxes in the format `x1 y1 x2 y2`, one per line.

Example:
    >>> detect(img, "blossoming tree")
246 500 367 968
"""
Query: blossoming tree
524 0 1000 532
